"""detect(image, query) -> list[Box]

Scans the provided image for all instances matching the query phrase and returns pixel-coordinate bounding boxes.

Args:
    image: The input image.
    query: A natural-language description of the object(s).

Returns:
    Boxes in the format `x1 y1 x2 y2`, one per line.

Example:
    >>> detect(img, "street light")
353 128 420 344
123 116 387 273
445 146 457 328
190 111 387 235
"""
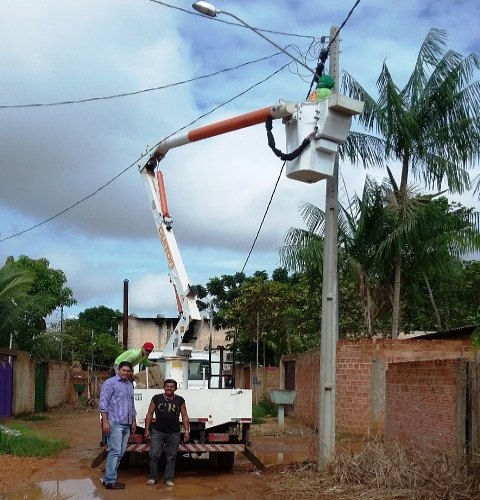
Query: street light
190 4 359 467
192 1 318 78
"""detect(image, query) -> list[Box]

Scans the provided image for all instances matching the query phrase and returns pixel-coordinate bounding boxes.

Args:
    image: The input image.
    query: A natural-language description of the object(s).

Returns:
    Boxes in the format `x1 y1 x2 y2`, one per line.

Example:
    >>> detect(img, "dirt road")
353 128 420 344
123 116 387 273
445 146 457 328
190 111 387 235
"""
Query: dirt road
0 405 314 499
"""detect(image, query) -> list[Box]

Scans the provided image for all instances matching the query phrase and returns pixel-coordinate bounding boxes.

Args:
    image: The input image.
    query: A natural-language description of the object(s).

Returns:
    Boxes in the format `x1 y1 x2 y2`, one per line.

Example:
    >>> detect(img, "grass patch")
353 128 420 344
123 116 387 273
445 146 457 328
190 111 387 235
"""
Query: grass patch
252 399 277 424
0 422 69 457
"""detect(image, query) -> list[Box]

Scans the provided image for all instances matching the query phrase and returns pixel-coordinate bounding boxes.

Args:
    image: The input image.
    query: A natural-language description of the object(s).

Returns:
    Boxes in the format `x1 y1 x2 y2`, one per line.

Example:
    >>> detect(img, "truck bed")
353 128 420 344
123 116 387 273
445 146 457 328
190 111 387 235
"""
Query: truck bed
134 388 252 428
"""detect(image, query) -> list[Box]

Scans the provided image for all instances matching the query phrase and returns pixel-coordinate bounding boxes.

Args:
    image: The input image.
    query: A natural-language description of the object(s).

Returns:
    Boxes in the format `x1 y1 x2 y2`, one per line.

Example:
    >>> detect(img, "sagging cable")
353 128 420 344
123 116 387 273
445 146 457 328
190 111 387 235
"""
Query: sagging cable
265 116 312 161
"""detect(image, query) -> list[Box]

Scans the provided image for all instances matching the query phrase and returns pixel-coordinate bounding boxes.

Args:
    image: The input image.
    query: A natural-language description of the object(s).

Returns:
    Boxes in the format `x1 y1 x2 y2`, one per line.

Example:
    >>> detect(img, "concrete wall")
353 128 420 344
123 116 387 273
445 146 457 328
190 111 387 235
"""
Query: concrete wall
385 359 467 453
0 348 73 416
9 349 35 415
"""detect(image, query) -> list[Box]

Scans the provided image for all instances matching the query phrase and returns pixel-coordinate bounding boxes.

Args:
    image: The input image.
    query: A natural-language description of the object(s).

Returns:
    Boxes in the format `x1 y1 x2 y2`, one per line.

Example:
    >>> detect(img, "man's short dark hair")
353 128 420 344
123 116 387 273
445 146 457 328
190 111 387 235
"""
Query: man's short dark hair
164 378 177 389
119 361 133 371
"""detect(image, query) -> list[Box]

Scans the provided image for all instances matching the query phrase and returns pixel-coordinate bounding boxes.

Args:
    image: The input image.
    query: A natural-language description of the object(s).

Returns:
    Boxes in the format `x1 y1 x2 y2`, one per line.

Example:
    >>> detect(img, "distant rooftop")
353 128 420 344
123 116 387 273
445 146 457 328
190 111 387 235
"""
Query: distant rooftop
400 324 477 340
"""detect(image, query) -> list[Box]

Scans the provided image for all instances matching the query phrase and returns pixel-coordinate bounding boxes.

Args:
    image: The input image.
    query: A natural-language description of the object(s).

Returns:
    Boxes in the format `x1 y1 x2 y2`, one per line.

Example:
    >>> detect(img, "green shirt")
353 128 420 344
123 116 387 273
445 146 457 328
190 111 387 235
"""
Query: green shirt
114 348 154 368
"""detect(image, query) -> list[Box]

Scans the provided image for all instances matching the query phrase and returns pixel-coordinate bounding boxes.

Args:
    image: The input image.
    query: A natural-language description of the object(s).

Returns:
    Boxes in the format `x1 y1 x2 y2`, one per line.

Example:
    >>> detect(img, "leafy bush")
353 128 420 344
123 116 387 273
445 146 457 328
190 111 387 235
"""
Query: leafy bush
252 398 277 424
17 414 48 422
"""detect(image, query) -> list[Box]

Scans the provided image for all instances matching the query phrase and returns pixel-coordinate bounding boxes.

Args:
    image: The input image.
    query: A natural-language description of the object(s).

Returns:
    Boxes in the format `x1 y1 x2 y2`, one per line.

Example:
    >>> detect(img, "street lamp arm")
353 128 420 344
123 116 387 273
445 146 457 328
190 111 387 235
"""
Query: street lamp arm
222 11 318 78
192 1 318 78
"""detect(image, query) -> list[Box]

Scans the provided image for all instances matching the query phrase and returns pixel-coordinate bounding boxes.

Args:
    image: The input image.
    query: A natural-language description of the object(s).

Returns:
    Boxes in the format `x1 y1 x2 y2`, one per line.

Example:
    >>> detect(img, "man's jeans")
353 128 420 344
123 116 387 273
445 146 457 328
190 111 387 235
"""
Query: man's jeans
148 429 181 482
104 422 131 484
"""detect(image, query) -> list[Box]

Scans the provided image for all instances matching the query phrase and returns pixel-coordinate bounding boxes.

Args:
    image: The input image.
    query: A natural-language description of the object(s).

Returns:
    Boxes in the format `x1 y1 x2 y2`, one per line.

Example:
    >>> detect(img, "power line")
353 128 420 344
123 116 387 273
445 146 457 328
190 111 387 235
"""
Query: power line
306 0 361 97
240 0 362 274
0 63 290 244
0 53 282 109
148 0 317 40
241 161 285 274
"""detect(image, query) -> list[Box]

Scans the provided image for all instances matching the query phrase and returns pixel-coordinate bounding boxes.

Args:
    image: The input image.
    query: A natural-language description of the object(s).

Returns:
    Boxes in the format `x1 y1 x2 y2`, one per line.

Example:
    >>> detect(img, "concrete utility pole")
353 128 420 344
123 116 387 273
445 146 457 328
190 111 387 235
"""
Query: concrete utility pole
318 26 340 467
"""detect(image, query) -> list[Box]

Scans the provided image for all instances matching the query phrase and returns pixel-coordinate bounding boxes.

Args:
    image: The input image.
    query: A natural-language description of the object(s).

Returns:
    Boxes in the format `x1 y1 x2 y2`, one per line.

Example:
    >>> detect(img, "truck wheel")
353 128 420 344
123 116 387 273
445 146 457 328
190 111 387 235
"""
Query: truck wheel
216 452 235 471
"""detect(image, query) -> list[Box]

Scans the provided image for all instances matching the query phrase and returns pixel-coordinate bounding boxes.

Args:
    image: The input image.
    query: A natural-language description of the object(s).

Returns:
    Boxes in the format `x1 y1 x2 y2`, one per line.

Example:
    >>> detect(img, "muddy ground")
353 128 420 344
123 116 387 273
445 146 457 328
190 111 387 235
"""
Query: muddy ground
0 404 320 499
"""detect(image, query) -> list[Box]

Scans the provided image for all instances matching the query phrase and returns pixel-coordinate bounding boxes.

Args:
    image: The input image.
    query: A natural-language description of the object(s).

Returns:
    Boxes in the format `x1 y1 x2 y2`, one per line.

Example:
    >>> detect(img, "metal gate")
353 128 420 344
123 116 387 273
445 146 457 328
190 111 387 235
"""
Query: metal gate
0 354 13 418
34 362 46 413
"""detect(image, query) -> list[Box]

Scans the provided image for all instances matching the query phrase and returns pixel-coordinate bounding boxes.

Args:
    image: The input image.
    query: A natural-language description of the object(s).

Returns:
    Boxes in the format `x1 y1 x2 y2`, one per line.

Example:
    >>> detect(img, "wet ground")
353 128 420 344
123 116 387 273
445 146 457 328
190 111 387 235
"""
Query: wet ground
0 407 313 499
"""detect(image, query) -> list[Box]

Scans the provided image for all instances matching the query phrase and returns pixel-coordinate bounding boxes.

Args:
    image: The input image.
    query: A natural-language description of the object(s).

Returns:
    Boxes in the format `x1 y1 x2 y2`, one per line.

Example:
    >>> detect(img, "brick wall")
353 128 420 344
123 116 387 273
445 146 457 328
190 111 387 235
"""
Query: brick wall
292 350 320 428
46 362 71 407
237 364 280 401
292 339 473 434
385 359 466 453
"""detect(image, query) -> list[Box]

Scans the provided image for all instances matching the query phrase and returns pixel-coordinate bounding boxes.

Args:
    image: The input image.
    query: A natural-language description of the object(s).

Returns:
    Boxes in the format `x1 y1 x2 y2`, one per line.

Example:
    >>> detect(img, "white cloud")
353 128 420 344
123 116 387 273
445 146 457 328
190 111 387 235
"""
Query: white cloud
1 0 478 319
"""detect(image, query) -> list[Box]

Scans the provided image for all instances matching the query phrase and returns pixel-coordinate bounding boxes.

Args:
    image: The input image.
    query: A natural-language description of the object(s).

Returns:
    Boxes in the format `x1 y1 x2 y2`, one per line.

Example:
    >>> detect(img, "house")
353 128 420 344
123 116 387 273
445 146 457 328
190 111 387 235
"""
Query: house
117 315 230 351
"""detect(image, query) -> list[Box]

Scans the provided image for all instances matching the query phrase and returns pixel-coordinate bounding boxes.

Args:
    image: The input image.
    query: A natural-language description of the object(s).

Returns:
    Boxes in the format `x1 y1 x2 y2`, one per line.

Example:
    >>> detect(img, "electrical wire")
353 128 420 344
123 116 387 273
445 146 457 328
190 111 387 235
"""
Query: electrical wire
306 0 361 97
239 0 362 274
0 53 283 109
0 63 290 244
241 161 285 274
148 0 316 39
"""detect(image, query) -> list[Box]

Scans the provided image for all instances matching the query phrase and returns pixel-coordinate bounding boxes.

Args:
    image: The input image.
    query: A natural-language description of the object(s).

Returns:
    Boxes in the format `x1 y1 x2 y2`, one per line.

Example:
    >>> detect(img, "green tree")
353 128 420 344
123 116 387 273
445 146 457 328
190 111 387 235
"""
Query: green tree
0 256 76 352
62 318 122 368
0 265 35 347
342 29 480 336
280 176 391 336
219 274 319 363
78 306 122 337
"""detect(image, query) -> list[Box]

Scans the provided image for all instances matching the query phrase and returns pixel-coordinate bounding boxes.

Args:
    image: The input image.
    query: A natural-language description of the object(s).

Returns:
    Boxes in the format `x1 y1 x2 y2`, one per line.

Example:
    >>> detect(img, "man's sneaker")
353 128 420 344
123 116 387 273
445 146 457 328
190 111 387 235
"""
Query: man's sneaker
104 482 125 490
146 479 157 485
165 480 174 487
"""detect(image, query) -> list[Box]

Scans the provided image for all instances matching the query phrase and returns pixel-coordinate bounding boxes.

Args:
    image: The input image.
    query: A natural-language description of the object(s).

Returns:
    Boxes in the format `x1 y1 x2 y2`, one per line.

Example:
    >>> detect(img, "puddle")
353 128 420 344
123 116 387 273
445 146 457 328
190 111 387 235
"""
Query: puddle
256 452 309 465
4 478 101 499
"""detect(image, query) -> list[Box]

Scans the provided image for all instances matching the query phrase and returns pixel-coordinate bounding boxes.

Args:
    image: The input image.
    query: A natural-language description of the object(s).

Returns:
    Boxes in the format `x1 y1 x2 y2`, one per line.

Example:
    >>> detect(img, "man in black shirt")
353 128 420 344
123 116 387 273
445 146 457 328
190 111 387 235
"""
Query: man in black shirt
144 379 190 487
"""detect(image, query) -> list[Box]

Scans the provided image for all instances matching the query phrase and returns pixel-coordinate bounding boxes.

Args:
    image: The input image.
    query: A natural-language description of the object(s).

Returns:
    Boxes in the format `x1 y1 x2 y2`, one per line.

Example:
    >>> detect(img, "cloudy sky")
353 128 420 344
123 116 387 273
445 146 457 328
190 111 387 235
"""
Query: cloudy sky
1 0 479 321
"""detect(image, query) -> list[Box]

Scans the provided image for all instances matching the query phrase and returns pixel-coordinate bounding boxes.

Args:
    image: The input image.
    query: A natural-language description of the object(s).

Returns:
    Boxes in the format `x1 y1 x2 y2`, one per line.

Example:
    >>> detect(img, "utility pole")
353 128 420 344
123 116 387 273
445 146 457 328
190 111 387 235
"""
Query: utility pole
255 311 259 404
318 26 340 466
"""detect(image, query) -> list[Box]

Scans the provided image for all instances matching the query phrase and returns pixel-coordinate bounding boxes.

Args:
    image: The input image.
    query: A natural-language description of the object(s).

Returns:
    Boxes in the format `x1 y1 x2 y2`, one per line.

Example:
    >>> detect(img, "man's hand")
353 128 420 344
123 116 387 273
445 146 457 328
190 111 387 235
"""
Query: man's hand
102 420 110 435
183 431 190 443
144 431 151 441
131 422 137 435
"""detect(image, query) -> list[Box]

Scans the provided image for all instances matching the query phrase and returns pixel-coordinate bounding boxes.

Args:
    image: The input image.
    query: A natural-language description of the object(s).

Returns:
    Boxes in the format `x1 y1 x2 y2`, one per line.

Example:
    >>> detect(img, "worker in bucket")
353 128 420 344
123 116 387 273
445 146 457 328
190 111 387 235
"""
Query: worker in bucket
144 379 190 487
99 361 137 490
113 341 156 374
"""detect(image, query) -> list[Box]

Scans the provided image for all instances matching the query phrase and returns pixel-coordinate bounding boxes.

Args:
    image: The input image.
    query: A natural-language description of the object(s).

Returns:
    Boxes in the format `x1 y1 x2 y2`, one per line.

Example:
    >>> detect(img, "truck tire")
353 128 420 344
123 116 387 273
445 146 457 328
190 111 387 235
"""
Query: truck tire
216 451 235 471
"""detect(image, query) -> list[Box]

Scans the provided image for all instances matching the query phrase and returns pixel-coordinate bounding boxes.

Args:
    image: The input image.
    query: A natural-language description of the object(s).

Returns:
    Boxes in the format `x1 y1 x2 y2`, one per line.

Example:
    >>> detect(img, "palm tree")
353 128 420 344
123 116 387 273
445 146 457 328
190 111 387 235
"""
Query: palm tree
0 265 34 347
341 28 480 336
400 197 480 330
280 176 389 335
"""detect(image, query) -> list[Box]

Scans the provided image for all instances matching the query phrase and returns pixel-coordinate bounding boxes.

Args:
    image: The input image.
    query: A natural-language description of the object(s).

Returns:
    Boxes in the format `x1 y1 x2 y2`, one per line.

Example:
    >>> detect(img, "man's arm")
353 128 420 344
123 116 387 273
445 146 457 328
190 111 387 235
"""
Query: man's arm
114 348 132 366
143 401 156 440
180 403 190 443
99 380 113 434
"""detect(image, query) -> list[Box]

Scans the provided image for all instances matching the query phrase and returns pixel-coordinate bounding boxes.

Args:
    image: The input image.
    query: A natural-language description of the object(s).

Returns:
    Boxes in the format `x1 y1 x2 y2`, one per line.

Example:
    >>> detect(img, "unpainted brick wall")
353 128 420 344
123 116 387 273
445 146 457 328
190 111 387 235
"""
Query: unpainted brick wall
46 362 71 407
385 359 465 453
293 350 320 428
293 339 473 434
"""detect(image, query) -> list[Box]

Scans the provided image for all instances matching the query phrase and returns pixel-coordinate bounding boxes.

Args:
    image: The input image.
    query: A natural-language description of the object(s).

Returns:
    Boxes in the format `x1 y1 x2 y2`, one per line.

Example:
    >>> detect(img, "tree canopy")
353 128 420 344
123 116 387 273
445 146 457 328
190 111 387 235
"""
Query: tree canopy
0 256 76 352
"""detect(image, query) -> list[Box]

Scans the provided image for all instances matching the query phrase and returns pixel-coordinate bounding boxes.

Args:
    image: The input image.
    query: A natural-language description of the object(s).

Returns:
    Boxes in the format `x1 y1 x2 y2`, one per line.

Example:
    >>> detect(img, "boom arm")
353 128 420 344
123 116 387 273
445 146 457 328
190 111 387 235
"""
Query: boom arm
139 167 202 357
